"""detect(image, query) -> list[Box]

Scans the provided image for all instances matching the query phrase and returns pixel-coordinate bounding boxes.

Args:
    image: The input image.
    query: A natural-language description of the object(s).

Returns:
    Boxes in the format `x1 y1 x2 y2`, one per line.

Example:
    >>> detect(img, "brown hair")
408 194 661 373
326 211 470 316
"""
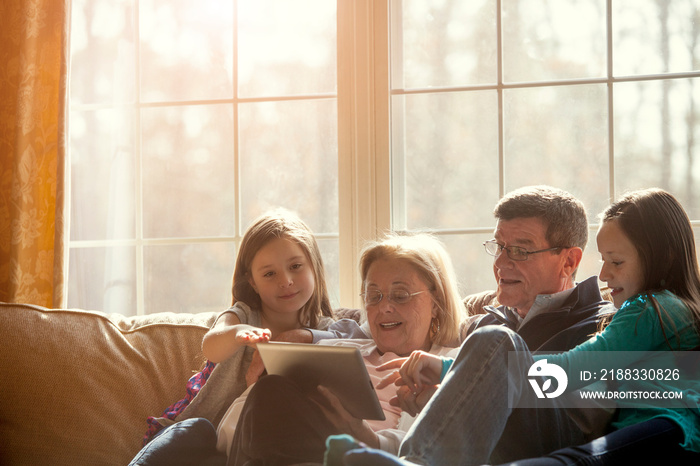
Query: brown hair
601 188 700 340
231 209 333 328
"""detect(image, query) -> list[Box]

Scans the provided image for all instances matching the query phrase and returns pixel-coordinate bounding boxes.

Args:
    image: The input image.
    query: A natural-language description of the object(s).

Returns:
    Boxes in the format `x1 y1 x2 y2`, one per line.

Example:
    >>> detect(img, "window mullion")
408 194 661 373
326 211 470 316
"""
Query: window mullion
134 0 145 316
337 0 391 308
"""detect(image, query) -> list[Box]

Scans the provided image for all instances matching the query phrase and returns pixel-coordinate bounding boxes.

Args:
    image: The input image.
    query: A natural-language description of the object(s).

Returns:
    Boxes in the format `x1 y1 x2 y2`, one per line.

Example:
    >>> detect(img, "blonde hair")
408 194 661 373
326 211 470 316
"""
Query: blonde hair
359 233 465 347
231 209 333 328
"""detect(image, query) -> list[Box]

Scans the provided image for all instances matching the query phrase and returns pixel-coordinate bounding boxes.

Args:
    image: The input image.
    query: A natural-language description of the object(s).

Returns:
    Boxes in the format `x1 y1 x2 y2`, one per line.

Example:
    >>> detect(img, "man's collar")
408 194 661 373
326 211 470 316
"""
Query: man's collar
484 276 601 329
520 287 575 327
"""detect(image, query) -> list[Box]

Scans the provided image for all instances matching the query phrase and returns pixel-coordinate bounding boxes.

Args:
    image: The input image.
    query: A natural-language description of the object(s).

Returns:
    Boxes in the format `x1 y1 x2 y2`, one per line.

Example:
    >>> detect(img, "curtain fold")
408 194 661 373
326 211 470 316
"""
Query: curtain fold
0 0 70 308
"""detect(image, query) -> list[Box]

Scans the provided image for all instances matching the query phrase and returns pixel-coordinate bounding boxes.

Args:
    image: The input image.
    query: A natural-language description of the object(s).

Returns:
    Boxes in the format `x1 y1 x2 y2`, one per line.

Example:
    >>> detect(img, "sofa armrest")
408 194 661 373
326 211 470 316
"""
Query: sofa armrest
0 302 216 466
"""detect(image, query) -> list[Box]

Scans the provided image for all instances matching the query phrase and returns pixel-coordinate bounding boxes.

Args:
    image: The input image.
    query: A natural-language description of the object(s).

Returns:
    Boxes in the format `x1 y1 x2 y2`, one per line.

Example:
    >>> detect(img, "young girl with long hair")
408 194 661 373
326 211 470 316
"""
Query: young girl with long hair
132 209 335 465
201 207 334 367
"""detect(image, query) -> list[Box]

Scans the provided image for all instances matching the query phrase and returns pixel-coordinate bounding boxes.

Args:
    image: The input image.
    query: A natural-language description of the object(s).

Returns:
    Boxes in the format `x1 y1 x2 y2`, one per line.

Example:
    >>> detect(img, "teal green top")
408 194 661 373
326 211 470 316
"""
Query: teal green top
540 291 700 452
438 291 700 451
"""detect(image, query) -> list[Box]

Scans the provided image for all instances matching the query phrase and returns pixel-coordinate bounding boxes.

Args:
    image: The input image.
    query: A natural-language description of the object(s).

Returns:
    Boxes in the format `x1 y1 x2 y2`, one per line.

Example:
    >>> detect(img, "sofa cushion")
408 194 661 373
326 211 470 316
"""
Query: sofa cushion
463 289 498 315
0 302 216 466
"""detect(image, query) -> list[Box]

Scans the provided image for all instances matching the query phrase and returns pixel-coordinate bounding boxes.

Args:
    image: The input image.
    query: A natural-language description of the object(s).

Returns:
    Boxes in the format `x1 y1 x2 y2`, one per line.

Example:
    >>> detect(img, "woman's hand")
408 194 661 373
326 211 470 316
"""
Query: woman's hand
375 357 407 389
316 385 380 448
376 351 444 416
380 350 444 392
398 351 444 392
238 328 272 386
245 350 266 386
392 383 438 416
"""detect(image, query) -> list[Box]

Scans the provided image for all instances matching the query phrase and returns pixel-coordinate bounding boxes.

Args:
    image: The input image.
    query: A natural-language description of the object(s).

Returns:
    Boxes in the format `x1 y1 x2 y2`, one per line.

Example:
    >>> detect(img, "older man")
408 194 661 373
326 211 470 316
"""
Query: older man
468 185 610 351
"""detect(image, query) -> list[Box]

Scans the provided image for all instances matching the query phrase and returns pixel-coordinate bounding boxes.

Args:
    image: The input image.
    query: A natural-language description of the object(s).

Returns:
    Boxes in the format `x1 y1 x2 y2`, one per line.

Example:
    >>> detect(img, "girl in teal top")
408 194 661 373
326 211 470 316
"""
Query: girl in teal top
539 290 700 451
540 188 700 453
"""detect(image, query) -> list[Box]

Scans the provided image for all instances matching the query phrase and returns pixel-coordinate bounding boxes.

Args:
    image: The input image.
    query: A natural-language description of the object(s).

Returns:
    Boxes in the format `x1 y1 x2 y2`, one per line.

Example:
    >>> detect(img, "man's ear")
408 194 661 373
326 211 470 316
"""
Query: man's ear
562 247 583 277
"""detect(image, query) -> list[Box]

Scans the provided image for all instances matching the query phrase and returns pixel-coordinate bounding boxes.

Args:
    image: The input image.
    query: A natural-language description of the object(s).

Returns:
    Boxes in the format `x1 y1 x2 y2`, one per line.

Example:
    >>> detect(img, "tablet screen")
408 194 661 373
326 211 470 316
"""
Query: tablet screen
257 341 386 421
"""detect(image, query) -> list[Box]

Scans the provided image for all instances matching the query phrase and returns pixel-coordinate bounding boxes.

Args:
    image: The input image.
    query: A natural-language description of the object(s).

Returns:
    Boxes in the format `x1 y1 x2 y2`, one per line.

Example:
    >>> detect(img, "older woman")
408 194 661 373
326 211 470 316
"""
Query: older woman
225 233 465 466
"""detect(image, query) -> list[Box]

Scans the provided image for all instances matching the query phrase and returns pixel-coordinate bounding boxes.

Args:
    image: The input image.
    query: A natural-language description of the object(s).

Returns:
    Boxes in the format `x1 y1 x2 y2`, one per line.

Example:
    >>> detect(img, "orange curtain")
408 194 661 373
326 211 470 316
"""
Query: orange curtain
0 0 70 308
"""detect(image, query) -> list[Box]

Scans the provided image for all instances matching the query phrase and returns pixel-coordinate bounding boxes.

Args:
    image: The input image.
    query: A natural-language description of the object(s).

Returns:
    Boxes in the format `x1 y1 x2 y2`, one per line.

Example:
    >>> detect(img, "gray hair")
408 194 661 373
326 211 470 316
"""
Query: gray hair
494 185 588 251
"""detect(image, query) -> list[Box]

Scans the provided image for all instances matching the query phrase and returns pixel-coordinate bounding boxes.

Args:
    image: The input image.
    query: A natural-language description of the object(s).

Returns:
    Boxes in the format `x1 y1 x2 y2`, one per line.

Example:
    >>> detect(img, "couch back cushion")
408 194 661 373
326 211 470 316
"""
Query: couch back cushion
0 302 216 466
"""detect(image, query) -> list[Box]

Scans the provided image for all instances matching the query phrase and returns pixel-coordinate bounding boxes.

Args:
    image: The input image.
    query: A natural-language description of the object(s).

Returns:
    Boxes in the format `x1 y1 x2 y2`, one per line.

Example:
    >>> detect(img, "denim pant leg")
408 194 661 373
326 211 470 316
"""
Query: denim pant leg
399 326 584 466
129 417 226 466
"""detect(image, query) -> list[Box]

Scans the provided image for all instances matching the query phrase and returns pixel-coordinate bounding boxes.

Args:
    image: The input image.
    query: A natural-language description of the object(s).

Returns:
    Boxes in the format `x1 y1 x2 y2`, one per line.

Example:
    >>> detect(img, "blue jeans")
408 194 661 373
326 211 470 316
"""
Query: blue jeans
128 417 226 466
399 326 585 465
342 417 697 466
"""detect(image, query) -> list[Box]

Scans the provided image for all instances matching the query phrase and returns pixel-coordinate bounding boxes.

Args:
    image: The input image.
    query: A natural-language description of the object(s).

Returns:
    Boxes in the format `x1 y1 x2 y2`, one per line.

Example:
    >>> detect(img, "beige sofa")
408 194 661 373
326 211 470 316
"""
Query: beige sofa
0 294 495 466
1 303 218 466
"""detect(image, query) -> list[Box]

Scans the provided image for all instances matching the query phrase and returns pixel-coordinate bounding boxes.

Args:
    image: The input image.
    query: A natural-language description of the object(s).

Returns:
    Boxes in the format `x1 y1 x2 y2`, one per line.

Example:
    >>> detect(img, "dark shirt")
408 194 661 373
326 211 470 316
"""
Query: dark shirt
467 276 615 352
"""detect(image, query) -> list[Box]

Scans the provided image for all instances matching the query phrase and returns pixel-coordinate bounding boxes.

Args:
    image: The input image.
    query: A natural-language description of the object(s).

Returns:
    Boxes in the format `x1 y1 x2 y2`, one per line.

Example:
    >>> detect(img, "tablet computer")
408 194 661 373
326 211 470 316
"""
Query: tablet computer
256 341 386 421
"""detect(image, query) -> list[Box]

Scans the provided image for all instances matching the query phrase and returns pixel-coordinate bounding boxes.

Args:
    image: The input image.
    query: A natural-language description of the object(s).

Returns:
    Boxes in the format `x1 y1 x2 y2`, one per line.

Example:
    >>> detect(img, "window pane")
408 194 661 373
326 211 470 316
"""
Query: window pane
392 0 497 89
502 0 606 82
70 108 136 241
70 0 136 105
392 91 499 230
144 242 236 314
440 234 498 297
140 0 234 102
614 78 700 219
238 99 338 234
141 105 236 238
238 0 336 97
68 246 136 314
579 229 604 285
613 0 700 76
503 84 610 217
317 238 340 309
70 1 338 315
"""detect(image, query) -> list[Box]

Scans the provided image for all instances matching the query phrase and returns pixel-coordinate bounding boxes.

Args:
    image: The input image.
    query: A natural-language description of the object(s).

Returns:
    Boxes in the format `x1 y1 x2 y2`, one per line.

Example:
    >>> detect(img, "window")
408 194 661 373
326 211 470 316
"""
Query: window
388 0 700 294
69 0 700 315
69 0 338 315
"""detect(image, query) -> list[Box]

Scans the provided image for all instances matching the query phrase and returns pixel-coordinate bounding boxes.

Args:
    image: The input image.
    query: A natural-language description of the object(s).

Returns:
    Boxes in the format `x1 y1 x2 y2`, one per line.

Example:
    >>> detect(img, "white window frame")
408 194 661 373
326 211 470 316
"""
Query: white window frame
338 0 700 308
69 0 700 313
337 0 392 308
